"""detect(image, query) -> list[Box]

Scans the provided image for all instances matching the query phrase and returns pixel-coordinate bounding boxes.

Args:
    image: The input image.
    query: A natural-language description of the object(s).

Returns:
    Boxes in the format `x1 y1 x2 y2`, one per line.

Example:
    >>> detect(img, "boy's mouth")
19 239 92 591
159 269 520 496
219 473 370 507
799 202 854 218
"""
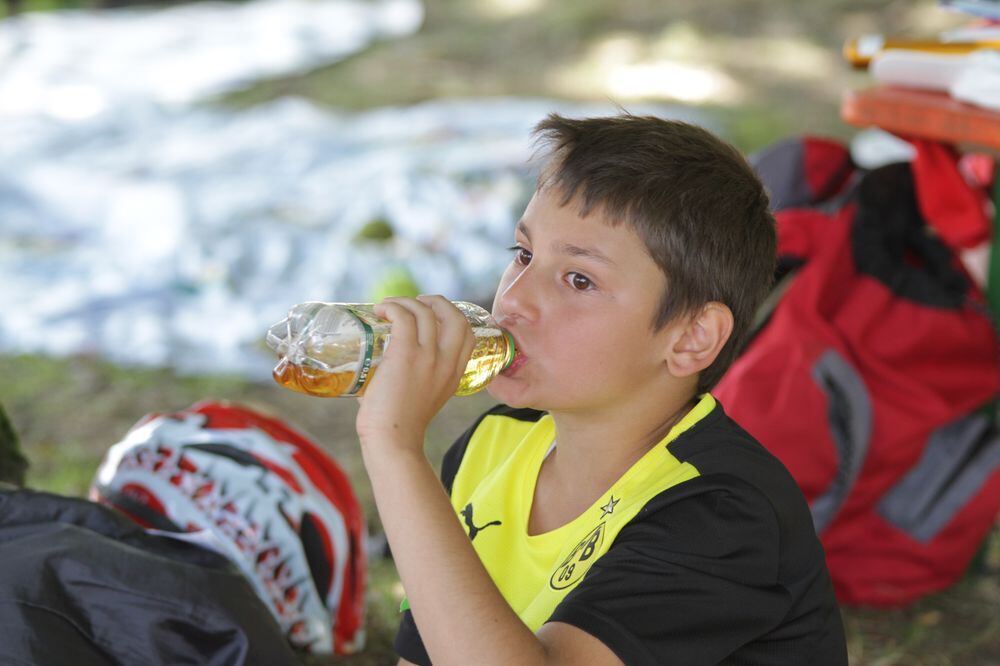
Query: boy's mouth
501 350 527 376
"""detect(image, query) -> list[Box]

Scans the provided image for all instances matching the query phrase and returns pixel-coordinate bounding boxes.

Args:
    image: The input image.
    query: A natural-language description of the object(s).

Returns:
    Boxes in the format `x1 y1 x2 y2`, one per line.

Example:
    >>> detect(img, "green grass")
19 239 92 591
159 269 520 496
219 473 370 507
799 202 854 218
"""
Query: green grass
11 0 88 13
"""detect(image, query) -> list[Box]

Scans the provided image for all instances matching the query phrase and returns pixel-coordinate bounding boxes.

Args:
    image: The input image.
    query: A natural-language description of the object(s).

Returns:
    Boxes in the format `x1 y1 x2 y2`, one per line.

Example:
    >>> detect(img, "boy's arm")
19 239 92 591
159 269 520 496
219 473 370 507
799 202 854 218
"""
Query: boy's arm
364 443 622 665
356 296 622 666
396 622 622 666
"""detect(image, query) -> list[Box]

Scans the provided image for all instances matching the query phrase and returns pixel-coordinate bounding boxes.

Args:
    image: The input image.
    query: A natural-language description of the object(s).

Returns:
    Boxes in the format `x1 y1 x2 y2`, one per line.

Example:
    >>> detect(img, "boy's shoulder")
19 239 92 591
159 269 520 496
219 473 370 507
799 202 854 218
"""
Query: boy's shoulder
669 399 790 470
664 399 812 517
630 400 827 586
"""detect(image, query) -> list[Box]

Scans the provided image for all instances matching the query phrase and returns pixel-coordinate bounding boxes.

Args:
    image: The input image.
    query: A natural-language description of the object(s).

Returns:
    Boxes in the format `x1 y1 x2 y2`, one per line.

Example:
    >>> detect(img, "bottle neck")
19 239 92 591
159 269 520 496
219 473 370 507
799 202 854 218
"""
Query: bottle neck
501 330 517 370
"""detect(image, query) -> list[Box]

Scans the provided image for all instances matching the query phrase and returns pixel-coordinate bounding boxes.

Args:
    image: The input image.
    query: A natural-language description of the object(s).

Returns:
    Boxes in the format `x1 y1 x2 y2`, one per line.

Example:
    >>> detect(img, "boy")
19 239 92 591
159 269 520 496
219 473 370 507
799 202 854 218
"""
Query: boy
355 114 847 665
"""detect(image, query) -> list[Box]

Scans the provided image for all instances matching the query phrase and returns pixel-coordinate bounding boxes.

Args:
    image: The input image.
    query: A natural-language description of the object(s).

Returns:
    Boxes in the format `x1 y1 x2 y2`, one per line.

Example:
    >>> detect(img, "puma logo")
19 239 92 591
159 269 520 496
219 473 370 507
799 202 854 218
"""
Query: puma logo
461 503 501 541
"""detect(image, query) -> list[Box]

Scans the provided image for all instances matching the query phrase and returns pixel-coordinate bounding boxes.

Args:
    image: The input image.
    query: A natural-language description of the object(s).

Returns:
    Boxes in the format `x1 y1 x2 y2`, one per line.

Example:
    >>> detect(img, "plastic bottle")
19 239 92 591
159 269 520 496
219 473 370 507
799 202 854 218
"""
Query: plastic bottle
266 301 515 398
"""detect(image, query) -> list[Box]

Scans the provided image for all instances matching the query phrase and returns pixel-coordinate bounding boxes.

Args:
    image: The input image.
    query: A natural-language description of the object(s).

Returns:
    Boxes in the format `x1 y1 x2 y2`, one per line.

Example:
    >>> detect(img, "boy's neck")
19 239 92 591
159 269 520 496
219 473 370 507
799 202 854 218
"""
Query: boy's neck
545 386 700 493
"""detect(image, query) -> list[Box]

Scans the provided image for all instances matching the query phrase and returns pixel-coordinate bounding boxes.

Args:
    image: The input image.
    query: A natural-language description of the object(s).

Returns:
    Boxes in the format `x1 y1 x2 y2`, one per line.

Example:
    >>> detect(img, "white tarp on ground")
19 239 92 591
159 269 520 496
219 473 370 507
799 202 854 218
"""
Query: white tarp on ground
0 0 423 115
0 1 703 380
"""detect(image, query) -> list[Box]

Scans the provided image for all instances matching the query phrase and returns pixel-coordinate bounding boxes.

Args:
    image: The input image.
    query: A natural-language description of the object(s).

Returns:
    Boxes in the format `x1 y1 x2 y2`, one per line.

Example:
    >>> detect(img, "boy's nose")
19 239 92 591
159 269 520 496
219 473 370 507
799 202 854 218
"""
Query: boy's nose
495 268 540 324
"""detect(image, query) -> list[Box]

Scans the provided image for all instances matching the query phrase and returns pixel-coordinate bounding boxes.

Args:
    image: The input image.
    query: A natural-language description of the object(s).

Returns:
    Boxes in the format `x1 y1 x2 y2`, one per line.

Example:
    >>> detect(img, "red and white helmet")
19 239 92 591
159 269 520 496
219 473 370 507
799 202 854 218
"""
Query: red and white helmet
90 401 366 656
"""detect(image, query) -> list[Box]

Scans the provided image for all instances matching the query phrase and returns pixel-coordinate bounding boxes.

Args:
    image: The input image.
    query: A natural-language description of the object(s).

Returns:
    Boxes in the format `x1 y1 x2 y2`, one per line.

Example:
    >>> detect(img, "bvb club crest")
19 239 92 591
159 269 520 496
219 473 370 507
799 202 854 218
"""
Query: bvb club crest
549 522 606 590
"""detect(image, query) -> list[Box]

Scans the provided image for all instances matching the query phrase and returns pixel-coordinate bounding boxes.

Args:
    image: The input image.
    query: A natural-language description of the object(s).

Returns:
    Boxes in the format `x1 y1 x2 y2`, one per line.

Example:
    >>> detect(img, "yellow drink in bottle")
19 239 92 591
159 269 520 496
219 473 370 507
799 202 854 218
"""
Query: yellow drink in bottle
266 302 515 398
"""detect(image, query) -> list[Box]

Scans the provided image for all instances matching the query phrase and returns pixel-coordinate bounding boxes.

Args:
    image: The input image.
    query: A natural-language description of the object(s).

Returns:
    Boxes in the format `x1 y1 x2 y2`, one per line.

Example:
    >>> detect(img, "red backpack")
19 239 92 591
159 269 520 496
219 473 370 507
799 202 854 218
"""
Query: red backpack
715 137 1000 606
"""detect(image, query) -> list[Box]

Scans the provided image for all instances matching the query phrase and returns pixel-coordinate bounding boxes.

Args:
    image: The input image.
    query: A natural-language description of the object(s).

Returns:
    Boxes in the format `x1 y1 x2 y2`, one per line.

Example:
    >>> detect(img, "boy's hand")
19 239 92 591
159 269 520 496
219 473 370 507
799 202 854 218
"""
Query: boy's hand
355 295 476 453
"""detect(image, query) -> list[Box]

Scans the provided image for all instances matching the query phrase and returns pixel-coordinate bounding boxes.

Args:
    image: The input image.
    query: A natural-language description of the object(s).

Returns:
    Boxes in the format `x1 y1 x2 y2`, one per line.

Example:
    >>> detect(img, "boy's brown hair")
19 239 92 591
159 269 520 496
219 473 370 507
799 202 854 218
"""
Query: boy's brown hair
533 113 776 393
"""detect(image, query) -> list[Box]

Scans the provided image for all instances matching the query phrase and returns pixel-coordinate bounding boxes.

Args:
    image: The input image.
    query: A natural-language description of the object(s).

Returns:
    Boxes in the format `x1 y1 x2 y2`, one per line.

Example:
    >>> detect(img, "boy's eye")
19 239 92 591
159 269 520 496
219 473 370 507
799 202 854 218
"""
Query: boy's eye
506 246 593 291
508 245 532 266
569 273 593 291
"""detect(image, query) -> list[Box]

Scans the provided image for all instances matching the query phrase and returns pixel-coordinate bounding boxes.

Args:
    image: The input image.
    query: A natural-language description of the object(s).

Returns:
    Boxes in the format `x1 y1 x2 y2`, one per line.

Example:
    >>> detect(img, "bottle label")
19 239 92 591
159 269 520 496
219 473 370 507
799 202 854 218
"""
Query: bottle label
343 306 375 396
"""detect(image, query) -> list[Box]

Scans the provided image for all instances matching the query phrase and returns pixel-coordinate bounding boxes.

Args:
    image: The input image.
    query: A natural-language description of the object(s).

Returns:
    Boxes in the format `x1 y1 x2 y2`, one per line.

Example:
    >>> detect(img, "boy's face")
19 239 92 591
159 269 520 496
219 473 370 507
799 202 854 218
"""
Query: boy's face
488 185 682 412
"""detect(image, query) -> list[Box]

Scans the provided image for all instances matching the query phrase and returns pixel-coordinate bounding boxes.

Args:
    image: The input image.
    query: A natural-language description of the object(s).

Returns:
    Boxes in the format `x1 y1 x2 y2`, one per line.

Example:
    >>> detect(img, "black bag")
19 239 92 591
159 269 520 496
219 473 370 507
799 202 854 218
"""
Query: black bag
0 487 299 665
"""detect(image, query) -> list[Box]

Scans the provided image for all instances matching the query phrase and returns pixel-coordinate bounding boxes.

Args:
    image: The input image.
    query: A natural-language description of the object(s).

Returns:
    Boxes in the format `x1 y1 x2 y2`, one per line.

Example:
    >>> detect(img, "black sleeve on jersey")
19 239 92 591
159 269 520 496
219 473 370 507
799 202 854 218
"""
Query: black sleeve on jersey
547 475 804 666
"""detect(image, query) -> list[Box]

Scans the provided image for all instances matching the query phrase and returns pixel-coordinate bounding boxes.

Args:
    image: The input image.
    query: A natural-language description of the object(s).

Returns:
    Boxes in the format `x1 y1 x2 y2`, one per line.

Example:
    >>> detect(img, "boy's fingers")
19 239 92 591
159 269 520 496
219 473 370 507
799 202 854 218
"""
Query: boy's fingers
383 297 438 351
418 295 472 360
376 300 418 351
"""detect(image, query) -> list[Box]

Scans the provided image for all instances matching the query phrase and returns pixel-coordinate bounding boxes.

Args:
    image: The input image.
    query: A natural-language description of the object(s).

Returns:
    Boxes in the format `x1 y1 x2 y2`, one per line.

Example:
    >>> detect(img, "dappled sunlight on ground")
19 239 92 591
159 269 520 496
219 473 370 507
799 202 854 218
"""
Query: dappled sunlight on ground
221 0 972 153
547 30 745 104
474 0 543 21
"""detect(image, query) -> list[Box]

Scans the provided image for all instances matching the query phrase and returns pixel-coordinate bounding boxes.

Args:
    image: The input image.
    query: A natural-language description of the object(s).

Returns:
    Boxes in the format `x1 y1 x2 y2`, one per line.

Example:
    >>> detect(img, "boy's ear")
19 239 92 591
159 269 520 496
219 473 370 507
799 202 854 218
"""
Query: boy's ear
664 302 734 379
